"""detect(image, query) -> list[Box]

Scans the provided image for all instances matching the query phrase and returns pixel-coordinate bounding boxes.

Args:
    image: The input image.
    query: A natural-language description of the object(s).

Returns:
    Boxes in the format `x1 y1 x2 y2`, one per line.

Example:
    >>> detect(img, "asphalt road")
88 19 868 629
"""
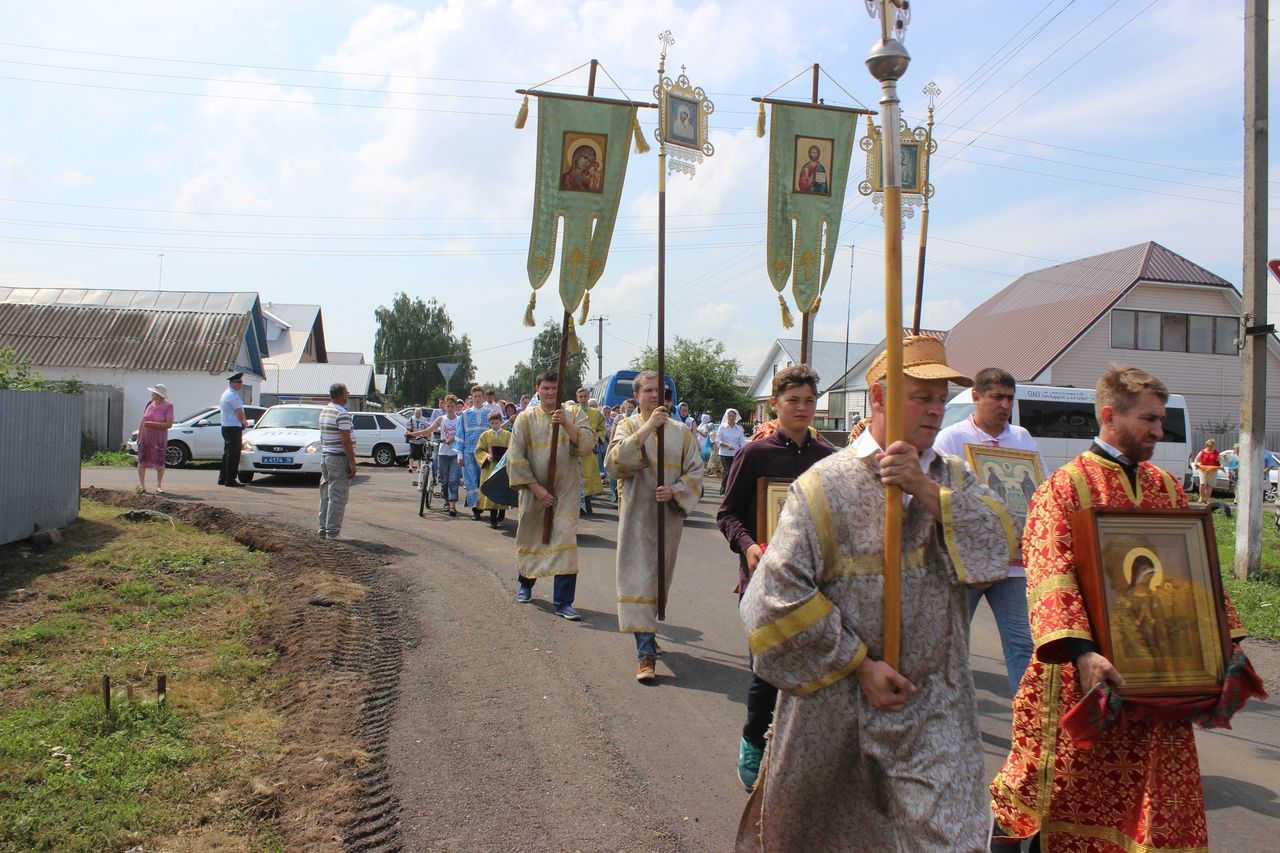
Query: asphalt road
83 463 1280 851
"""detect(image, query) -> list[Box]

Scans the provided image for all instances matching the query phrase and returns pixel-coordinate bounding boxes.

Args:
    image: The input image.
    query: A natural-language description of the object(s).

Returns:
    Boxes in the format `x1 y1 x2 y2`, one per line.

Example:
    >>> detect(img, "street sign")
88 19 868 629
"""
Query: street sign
438 362 460 391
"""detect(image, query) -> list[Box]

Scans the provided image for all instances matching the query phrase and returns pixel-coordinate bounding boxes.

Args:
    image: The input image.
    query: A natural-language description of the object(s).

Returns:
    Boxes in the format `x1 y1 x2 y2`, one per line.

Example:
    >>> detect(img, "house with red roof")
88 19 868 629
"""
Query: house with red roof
943 241 1280 431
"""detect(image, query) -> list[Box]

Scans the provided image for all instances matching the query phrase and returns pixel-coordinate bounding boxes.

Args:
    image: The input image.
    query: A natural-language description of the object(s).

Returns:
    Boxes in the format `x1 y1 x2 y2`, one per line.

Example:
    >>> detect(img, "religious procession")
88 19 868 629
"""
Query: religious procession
385 4 1274 850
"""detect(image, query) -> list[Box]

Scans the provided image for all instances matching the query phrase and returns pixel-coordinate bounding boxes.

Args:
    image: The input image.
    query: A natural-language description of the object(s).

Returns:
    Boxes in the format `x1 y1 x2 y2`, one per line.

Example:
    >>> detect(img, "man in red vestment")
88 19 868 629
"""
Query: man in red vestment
990 366 1246 852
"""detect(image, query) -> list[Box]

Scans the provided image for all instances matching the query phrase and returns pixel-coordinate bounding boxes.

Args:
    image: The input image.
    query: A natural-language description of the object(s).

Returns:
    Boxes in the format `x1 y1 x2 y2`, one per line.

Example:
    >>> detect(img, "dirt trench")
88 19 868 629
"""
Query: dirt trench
82 487 411 853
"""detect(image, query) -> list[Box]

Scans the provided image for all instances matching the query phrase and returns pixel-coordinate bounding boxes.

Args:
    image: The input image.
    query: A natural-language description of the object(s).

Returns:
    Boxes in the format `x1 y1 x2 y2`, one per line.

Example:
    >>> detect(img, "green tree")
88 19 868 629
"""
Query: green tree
0 348 82 393
498 319 588 403
373 295 474 406
630 337 752 420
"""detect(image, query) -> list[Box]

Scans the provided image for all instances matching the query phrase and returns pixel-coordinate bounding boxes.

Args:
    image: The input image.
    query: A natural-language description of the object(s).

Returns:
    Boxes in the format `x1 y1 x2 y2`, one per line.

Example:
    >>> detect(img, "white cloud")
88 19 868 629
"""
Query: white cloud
51 170 92 188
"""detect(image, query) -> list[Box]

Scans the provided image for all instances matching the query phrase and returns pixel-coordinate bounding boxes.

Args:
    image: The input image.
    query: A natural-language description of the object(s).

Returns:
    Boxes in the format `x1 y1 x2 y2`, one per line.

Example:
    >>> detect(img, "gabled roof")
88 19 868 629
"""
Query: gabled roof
824 328 948 392
0 302 256 374
746 338 877 400
944 242 1234 380
262 302 327 369
264 362 375 396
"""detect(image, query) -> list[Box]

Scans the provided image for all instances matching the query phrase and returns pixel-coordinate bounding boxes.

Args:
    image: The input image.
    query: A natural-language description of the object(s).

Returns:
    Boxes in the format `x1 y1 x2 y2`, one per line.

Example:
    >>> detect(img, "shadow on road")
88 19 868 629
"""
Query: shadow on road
1204 775 1280 817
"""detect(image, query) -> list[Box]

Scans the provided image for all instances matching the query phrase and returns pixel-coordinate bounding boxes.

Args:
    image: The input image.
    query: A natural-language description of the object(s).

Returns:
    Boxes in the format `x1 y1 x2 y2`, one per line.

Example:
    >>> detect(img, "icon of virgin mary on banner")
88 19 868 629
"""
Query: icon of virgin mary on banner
520 93 644 327
763 102 861 324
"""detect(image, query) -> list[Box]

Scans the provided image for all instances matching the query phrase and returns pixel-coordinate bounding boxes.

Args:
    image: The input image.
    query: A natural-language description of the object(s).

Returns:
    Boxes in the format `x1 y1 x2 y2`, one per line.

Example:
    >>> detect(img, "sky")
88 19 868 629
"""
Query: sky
2 0 1278 389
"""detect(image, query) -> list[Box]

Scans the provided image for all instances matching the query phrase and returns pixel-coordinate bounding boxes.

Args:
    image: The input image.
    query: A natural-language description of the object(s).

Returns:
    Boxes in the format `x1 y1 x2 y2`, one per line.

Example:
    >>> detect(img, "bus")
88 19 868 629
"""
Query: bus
941 384 1190 480
591 370 677 410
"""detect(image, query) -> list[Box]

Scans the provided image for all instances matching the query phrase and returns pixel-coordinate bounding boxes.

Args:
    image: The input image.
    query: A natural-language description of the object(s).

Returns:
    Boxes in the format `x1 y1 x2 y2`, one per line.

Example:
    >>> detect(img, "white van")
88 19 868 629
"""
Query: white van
940 384 1190 480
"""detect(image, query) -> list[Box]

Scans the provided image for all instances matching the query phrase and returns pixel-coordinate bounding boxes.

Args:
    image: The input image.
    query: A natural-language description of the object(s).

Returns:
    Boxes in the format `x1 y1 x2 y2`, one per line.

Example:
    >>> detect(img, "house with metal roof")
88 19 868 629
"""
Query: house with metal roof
943 241 1280 429
745 338 877 430
0 286 268 447
821 328 948 429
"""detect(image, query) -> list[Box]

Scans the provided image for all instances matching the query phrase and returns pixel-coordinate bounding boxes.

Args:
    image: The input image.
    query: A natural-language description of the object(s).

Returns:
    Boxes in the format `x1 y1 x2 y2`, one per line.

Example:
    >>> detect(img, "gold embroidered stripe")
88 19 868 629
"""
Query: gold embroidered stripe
1028 573 1079 605
516 543 578 555
977 493 1018 560
823 546 927 580
792 642 868 697
1035 627 1094 650
1066 462 1092 510
1160 468 1180 506
940 486 967 583
748 592 834 657
617 595 657 604
1231 627 1248 639
797 468 837 570
1045 821 1207 853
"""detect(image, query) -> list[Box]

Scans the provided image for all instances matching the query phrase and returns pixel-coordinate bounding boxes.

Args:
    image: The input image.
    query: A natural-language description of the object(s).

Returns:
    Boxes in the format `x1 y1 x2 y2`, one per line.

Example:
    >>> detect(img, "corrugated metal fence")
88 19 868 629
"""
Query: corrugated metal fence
81 383 124 453
1191 429 1280 456
0 389 82 544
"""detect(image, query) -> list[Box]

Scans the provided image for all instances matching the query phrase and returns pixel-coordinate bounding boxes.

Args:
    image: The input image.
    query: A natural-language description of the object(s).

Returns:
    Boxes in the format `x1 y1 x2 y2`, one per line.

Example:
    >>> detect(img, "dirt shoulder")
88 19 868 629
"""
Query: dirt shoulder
81 487 410 853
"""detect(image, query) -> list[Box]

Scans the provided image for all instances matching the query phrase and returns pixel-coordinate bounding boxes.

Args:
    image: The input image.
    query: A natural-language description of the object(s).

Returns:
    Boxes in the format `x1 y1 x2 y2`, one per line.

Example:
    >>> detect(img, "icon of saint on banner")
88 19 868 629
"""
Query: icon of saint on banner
793 136 833 195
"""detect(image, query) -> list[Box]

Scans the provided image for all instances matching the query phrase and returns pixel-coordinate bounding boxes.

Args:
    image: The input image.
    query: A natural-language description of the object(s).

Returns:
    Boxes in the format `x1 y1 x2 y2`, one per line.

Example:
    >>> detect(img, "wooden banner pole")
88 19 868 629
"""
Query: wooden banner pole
542 59 599 545
655 44 669 620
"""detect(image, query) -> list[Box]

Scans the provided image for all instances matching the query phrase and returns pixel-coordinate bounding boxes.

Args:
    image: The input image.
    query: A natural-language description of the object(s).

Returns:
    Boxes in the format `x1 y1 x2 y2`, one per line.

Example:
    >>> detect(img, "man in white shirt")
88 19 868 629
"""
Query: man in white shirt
934 367 1042 695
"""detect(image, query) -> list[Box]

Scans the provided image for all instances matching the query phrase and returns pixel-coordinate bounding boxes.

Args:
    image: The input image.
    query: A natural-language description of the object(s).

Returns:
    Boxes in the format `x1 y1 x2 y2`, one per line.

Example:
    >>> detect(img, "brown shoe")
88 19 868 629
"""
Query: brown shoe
636 655 656 683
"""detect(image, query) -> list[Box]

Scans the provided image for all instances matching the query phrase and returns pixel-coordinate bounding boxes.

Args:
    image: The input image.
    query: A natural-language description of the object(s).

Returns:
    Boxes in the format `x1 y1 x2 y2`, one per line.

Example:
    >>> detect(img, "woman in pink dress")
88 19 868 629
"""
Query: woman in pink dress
136 383 175 494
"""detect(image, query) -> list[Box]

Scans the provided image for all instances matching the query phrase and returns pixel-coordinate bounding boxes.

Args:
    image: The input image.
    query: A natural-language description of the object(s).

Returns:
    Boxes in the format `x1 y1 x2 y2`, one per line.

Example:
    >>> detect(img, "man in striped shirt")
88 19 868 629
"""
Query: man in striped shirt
318 383 357 540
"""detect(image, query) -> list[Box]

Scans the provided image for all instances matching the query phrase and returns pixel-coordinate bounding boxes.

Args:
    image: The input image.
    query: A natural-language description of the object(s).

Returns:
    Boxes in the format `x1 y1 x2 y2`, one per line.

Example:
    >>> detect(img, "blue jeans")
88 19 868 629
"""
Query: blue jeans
518 573 577 608
634 632 657 659
968 575 1033 696
437 454 461 502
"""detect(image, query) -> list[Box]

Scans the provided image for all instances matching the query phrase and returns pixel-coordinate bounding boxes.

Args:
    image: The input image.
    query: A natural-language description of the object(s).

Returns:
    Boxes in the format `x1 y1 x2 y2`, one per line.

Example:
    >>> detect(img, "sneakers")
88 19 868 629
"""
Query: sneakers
737 737 764 792
555 605 582 621
636 654 656 682
327 532 351 542
515 587 532 603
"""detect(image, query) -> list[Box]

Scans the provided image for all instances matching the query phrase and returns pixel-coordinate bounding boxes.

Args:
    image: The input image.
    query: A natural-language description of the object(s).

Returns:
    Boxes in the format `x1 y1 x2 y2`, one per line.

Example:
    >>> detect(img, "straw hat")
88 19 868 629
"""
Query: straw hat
865 335 973 388
146 383 169 399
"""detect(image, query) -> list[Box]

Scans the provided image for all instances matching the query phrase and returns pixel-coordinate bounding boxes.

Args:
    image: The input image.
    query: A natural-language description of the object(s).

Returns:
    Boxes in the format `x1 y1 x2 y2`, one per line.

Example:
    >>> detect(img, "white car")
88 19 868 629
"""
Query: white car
127 405 267 467
237 404 410 482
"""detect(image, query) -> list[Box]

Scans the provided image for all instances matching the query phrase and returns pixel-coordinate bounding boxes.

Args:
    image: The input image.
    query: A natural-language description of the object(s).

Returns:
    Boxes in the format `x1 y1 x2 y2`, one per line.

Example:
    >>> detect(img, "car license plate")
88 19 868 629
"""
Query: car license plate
262 455 293 464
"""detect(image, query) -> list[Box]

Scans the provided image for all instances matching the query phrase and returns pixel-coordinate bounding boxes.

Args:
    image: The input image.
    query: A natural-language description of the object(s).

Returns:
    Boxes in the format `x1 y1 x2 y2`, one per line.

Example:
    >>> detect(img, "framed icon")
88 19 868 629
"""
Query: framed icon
793 135 834 196
559 132 607 194
1068 507 1233 698
963 445 1045 532
755 477 794 547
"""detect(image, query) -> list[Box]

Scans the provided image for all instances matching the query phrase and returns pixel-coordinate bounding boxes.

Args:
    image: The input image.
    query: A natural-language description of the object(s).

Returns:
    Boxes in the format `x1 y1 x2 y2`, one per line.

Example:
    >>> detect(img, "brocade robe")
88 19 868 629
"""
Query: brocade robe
458 406 489 508
508 405 595 578
738 447 1013 852
566 402 606 497
990 451 1245 852
474 427 512 512
605 414 704 632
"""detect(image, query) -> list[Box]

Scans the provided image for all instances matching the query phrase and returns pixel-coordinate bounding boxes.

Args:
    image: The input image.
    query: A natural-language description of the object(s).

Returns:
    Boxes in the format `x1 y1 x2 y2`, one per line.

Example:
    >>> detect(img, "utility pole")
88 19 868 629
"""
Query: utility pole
590 315 607 380
1236 0 1269 581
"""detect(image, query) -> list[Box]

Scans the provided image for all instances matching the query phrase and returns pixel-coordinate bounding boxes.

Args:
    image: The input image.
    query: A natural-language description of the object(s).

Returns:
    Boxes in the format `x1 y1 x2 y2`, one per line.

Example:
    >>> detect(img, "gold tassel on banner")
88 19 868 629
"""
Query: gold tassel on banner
632 116 650 154
756 102 766 138
578 291 590 325
514 95 529 129
523 292 536 327
777 294 794 329
567 316 582 354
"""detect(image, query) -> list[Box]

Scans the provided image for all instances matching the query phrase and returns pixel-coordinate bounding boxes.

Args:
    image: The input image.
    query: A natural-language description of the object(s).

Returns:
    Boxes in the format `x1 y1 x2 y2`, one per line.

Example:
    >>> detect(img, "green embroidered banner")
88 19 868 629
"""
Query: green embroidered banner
526 94 637 320
765 103 859 314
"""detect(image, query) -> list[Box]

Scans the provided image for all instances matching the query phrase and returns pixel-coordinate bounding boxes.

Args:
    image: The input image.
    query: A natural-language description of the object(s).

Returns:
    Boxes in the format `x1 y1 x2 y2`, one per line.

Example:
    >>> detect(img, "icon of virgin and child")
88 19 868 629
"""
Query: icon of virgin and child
560 137 605 194
1110 547 1198 674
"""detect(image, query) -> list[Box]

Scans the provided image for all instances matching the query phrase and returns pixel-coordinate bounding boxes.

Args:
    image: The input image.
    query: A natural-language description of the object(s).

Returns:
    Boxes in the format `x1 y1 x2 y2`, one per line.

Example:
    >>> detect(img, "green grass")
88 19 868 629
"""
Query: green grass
1212 512 1280 639
83 450 134 467
0 500 282 851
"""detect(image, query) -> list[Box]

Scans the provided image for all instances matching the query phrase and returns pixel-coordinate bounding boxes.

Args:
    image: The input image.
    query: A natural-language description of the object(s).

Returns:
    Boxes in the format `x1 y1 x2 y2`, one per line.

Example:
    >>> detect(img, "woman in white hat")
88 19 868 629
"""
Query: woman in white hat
136 383 174 494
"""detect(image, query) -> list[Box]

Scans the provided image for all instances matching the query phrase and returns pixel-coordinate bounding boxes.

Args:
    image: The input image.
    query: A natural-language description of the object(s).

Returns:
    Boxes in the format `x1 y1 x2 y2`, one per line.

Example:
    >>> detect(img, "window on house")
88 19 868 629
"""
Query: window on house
1111 310 1135 348
1215 317 1238 354
1136 312 1161 350
1188 316 1213 353
1161 314 1187 352
1110 309 1237 356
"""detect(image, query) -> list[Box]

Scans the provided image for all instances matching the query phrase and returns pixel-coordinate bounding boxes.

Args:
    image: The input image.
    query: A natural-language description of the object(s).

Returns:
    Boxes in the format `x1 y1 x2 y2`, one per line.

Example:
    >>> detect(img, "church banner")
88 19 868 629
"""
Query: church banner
765 102 860 316
524 93 639 324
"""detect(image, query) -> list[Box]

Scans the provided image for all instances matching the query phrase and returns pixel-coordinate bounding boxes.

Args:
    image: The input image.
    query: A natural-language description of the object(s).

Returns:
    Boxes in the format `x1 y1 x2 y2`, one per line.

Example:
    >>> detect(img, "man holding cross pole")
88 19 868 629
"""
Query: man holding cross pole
736 335 1013 851
508 369 595 620
605 370 704 682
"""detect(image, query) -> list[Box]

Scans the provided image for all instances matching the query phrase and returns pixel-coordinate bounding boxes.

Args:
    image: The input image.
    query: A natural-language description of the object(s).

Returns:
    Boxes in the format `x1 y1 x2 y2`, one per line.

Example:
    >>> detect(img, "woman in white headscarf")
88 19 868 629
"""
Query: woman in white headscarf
714 408 745 495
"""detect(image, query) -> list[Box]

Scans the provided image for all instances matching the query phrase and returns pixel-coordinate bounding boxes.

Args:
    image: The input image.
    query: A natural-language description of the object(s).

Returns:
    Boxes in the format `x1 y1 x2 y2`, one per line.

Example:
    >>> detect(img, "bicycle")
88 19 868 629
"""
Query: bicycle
417 439 438 516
